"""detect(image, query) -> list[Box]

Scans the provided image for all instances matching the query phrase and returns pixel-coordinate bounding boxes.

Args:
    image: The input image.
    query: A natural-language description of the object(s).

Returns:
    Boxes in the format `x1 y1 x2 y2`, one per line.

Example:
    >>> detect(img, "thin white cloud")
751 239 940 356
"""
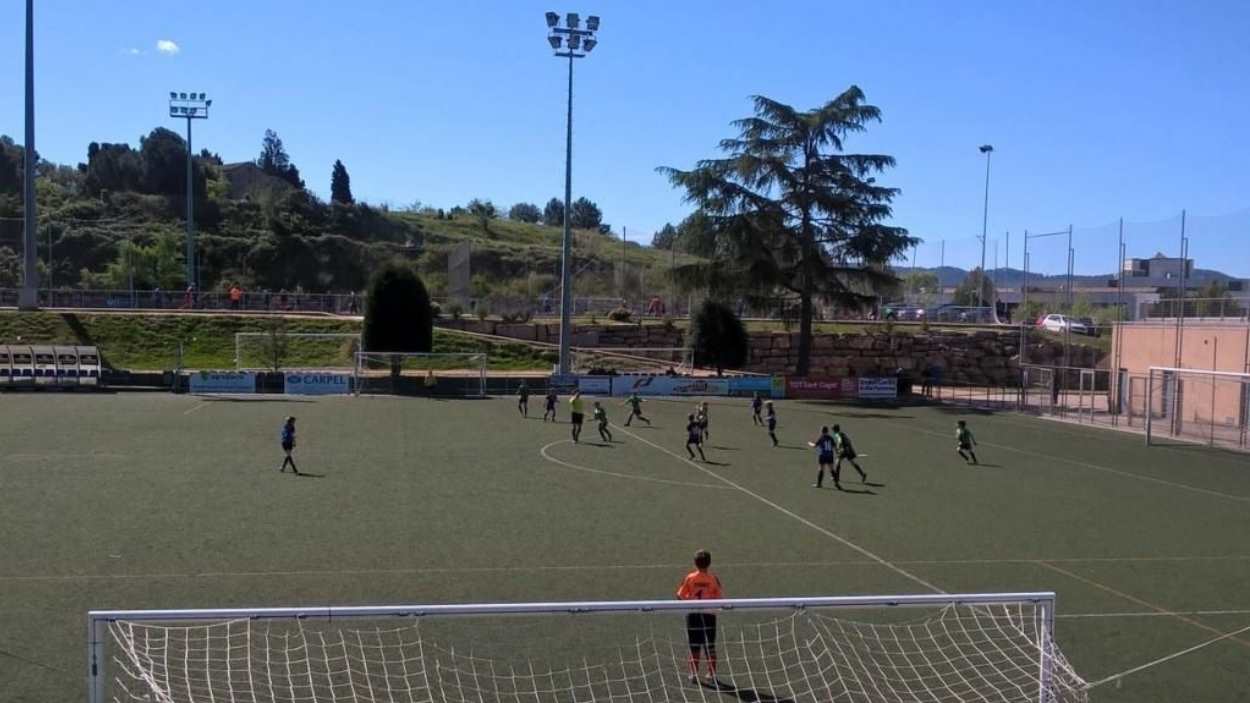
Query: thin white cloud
155 39 180 55
121 47 143 56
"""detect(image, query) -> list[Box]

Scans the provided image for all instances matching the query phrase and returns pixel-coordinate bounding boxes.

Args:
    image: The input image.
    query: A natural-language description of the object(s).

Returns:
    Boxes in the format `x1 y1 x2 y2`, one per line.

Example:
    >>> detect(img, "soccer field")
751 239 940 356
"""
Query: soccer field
1 392 1247 702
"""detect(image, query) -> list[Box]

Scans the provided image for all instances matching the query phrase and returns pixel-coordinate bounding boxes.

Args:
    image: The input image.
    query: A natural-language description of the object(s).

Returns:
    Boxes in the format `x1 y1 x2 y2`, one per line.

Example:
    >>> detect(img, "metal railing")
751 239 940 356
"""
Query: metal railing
0 288 362 314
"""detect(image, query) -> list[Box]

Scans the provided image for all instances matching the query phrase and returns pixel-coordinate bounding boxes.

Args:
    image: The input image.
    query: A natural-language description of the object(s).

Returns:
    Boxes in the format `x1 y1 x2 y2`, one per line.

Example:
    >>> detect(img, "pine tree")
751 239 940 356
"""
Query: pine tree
330 159 354 204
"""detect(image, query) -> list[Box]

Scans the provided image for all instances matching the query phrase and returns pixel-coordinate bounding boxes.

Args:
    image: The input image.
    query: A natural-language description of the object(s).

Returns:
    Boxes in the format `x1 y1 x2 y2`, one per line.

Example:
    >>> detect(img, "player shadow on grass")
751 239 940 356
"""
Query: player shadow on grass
701 679 795 703
292 471 326 478
202 396 318 403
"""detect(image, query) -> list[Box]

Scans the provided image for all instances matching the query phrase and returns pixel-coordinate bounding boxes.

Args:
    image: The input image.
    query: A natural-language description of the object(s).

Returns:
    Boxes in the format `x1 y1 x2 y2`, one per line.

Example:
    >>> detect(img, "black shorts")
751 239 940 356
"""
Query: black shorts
688 435 702 445
819 453 834 466
281 441 294 452
571 412 584 425
958 442 972 451
686 613 717 651
840 449 857 460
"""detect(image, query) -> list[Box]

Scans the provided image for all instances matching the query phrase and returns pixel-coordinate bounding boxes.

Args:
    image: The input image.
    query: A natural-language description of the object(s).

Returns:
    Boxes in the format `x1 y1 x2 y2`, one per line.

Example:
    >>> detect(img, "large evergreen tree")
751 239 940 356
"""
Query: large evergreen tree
542 197 565 226
650 223 678 249
363 263 434 378
660 87 917 375
689 300 749 376
569 197 603 229
508 202 542 223
953 268 996 307
330 159 354 204
257 129 304 189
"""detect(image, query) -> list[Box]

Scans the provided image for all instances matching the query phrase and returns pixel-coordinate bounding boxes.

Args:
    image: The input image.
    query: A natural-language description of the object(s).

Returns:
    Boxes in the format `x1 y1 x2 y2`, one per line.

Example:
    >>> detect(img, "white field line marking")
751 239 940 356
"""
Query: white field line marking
183 401 210 415
769 400 1250 504
539 440 734 491
2 555 1246 583
1037 561 1250 650
614 424 943 594
1059 609 1250 619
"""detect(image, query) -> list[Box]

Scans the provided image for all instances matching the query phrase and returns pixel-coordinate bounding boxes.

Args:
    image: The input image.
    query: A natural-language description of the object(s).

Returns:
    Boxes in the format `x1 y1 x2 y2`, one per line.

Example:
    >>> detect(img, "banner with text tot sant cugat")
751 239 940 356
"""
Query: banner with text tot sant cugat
189 371 257 394
284 372 351 396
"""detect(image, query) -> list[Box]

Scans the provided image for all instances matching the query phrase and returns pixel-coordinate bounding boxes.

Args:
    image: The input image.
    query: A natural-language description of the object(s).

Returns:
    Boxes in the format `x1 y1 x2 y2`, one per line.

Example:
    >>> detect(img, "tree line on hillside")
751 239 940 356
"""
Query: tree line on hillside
0 126 618 295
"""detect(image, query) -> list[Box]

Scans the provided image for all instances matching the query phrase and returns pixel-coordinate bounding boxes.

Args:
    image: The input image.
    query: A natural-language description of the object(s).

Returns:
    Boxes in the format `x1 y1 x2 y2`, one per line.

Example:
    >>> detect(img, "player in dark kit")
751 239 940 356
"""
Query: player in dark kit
517 380 530 417
751 392 764 425
676 550 724 684
622 393 651 426
956 420 979 464
279 416 300 475
808 426 836 488
765 401 779 447
593 401 613 443
543 388 558 422
833 424 868 485
686 414 707 461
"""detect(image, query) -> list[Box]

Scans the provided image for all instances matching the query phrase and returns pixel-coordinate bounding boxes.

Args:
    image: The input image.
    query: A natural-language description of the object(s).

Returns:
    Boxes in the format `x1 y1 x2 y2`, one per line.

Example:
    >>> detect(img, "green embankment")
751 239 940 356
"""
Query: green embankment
0 311 555 371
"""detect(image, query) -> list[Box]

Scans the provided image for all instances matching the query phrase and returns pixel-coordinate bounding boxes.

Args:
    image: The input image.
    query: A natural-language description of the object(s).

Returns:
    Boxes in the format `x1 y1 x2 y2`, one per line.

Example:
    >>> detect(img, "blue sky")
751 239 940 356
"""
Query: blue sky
3 0 1248 276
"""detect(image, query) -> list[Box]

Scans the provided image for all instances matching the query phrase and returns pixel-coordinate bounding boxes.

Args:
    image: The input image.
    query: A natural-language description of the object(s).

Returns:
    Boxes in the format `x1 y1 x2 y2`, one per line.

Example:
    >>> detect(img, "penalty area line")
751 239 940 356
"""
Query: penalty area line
539 440 734 491
614 423 944 594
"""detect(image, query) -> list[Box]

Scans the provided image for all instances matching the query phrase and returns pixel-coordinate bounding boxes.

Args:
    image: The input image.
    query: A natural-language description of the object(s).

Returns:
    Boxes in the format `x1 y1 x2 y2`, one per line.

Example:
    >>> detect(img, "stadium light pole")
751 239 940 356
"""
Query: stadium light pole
19 0 38 309
977 145 993 312
169 92 211 292
546 11 600 376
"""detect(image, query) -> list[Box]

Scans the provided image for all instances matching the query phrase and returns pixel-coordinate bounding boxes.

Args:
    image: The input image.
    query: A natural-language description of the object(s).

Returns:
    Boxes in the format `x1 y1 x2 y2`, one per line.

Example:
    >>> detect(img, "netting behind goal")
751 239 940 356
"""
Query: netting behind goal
88 593 1087 703
571 347 691 375
235 333 362 371
1145 366 1250 450
354 352 487 397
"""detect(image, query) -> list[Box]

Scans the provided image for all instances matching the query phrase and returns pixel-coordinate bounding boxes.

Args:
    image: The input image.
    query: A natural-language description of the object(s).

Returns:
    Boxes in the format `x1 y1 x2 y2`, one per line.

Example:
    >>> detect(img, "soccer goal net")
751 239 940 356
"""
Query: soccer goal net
87 593 1087 703
1145 366 1250 450
235 333 362 371
571 347 692 375
354 352 488 398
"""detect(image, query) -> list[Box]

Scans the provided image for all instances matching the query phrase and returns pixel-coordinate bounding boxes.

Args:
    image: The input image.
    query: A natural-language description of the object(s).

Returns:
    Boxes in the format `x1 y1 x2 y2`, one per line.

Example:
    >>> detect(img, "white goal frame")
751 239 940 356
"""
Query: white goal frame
353 351 488 397
87 591 1065 703
234 332 362 370
1145 366 1250 449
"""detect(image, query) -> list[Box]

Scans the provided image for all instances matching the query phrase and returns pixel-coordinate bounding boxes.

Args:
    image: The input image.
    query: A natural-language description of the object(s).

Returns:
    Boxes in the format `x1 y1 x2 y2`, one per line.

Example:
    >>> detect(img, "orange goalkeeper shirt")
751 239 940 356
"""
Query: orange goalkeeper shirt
676 569 724 601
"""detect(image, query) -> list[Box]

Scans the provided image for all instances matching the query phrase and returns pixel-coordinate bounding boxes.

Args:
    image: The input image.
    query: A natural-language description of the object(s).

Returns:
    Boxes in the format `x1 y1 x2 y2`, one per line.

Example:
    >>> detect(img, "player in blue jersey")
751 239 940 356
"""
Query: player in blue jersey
543 388 558 422
751 392 764 426
686 414 707 462
279 416 300 475
807 426 836 488
765 401 779 447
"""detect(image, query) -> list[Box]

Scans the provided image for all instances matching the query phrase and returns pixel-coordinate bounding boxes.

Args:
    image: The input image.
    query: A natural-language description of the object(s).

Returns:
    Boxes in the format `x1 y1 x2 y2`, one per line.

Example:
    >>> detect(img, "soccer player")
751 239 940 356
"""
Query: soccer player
569 390 586 443
543 388 558 422
808 426 836 488
765 401 779 447
593 401 613 443
517 380 530 417
686 413 707 461
676 549 724 684
622 393 651 426
751 392 763 426
697 402 710 441
279 416 300 475
956 420 979 464
832 424 868 485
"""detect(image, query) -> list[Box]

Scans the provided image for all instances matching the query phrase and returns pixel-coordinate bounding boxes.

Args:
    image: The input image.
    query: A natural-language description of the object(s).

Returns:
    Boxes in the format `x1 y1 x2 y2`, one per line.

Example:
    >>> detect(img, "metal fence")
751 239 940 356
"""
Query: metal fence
0 288 362 314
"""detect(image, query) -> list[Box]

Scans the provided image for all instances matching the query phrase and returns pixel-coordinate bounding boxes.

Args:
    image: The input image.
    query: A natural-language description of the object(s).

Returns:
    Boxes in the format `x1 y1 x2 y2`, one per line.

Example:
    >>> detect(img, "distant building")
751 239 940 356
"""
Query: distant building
1123 252 1194 282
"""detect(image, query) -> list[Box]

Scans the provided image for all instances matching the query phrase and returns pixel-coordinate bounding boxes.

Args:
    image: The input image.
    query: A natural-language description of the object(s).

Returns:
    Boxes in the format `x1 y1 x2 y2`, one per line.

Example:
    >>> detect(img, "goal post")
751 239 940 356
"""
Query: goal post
87 592 1087 703
1146 366 1250 450
354 352 488 398
234 332 361 371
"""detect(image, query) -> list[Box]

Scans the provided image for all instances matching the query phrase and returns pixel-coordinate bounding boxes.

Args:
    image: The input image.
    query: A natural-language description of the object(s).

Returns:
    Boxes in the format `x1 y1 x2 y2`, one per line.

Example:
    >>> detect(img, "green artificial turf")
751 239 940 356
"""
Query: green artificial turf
0 394 1246 702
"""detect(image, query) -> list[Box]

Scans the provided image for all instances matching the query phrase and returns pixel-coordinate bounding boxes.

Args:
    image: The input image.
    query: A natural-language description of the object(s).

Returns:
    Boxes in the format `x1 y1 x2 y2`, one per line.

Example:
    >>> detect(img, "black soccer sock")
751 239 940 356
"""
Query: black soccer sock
969 451 978 464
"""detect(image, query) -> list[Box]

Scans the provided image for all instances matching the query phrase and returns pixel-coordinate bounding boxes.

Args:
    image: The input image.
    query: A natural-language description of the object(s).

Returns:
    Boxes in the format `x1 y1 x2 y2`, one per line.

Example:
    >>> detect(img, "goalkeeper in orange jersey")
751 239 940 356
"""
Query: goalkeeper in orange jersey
676 549 724 684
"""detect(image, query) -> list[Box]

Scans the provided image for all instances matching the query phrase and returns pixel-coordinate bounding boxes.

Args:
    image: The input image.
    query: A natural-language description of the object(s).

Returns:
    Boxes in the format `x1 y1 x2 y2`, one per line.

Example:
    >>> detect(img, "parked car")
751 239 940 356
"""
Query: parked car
1037 313 1090 335
882 303 926 321
931 304 993 323
1077 317 1101 337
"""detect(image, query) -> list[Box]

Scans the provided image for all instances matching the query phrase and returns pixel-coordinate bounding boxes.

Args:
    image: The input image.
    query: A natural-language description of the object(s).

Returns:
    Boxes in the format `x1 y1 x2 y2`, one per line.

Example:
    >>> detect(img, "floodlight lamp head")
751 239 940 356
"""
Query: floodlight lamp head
548 35 562 50
199 93 207 100
979 144 994 154
582 38 597 52
567 33 581 50
180 92 187 99
170 91 177 99
566 12 579 28
205 99 212 107
586 15 600 31
545 11 560 27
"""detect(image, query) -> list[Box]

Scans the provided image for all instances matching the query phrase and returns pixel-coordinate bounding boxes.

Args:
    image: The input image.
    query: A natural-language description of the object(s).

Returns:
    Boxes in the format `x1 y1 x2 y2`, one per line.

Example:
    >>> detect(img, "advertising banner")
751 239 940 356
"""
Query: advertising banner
284 372 352 395
784 377 845 400
577 376 613 394
189 370 256 394
858 377 898 400
727 377 774 397
611 375 730 397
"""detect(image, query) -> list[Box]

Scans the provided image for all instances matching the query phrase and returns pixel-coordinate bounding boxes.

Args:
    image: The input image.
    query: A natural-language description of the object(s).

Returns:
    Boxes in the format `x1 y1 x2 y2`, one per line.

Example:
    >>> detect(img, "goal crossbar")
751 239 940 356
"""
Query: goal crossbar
87 592 1074 703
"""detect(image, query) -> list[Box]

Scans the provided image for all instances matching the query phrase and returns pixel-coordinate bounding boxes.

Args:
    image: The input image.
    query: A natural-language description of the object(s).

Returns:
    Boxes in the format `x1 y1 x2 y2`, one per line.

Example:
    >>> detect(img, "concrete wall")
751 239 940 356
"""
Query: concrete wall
1111 321 1250 427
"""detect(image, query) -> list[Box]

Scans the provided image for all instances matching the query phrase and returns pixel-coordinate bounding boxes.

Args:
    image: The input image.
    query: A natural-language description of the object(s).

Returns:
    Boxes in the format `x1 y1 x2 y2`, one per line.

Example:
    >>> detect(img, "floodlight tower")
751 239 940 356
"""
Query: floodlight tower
546 11 600 376
977 144 994 312
169 92 211 291
19 0 37 309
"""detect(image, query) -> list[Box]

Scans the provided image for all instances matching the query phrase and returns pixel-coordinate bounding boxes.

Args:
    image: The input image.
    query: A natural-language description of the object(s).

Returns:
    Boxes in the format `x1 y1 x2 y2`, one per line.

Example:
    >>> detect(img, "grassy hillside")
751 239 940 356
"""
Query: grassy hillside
0 311 555 371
